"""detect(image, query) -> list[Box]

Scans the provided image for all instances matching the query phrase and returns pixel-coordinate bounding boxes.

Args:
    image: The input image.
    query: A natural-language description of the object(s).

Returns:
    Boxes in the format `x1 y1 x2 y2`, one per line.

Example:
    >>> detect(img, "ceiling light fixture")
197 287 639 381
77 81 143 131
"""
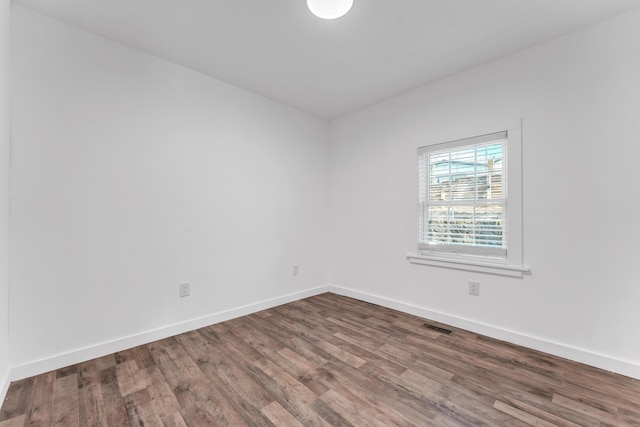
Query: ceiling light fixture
307 0 354 20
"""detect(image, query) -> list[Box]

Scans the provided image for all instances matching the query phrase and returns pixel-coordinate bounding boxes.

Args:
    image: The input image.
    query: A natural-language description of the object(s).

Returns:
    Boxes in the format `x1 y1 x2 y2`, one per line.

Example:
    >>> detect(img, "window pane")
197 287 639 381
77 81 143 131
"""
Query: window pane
427 204 503 248
474 205 504 247
428 143 503 202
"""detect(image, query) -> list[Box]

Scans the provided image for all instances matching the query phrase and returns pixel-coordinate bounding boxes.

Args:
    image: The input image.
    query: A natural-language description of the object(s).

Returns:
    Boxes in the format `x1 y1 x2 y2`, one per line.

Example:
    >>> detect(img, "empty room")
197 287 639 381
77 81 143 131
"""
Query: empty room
1 0 640 425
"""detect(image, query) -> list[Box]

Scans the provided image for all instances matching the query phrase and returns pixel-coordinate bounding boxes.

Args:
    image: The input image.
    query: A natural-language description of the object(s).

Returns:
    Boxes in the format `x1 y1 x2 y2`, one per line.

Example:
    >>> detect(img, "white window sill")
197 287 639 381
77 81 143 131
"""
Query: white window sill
407 253 530 278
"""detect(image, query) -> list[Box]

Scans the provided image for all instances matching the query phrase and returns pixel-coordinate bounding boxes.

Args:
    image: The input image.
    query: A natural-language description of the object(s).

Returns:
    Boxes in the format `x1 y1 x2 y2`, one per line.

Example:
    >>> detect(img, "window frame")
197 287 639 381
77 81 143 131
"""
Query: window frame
418 131 508 259
408 123 527 277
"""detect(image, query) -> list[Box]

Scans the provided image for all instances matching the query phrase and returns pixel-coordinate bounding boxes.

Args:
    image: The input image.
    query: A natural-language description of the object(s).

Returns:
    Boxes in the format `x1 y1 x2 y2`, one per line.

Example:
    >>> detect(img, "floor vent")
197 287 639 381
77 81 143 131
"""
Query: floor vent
423 324 453 335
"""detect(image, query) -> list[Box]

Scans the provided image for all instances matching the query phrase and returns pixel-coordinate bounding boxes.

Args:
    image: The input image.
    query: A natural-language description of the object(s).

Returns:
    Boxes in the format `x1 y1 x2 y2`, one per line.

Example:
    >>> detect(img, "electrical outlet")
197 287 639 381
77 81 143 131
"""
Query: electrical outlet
469 281 480 296
180 282 190 297
292 265 299 276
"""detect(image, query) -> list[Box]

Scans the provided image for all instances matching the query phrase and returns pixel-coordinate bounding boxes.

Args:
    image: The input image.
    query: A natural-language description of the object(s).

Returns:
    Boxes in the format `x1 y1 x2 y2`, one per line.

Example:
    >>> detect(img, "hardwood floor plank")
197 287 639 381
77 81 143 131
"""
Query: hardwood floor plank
150 338 252 426
0 378 33 422
262 347 330 397
0 415 26 427
123 389 164 426
277 346 322 374
145 366 182 421
55 365 78 380
499 390 599 427
430 413 473 427
563 370 640 415
261 401 305 427
397 369 525 427
178 331 274 425
312 340 367 369
204 322 263 364
308 398 354 426
618 407 640 426
317 361 441 422
494 399 559 427
98 367 130 427
318 389 393 427
253 356 318 405
115 345 156 370
552 393 618 425
2 293 639 426
93 354 117 372
115 360 149 397
232 315 287 355
160 412 188 427
377 343 454 383
247 363 332 426
325 315 397 344
52 374 80 427
24 371 55 426
77 360 109 426
178 402 230 427
321 379 416 426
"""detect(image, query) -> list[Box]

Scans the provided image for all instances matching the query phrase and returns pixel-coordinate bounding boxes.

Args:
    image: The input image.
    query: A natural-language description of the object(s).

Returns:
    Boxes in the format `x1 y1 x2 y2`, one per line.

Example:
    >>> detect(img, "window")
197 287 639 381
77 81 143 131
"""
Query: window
418 131 507 259
411 125 527 276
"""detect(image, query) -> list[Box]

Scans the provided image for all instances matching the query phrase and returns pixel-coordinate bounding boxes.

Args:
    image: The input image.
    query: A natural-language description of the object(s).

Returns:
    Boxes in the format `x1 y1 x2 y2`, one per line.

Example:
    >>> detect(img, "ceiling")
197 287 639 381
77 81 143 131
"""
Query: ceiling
13 0 640 119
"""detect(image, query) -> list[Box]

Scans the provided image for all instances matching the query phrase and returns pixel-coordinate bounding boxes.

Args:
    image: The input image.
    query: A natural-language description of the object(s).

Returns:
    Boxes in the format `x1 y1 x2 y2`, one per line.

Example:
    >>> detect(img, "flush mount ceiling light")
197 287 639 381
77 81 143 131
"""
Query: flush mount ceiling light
307 0 354 19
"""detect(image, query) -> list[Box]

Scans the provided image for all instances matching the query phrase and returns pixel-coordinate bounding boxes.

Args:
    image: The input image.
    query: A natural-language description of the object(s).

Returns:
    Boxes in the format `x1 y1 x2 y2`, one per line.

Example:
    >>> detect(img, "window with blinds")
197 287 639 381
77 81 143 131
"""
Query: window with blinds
418 131 508 259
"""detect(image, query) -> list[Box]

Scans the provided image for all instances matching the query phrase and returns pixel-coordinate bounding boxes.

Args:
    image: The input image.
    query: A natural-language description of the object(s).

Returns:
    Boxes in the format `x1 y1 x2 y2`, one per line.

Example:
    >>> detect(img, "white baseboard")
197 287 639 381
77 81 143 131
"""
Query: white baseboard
328 285 640 380
7 284 639 383
9 286 329 381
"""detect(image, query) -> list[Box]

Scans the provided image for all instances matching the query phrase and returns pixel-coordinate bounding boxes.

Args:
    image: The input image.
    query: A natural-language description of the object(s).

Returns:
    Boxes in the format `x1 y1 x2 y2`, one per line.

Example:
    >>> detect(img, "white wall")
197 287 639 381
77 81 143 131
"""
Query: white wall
0 0 10 399
8 3 640 382
10 6 329 373
329 9 640 378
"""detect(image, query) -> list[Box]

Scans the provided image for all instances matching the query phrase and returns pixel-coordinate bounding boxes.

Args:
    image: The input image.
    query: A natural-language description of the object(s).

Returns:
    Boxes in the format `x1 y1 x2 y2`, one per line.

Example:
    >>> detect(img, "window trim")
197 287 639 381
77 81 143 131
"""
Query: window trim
406 253 530 278
409 121 527 276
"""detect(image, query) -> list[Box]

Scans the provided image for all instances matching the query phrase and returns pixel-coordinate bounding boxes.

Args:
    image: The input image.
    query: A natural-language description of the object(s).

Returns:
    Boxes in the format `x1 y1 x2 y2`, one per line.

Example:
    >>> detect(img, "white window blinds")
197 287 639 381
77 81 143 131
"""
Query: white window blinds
418 131 508 258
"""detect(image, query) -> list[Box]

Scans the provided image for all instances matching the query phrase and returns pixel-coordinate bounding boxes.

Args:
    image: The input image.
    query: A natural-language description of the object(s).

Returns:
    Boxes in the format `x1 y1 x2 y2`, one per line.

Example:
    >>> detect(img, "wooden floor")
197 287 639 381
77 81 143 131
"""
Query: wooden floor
1 293 639 426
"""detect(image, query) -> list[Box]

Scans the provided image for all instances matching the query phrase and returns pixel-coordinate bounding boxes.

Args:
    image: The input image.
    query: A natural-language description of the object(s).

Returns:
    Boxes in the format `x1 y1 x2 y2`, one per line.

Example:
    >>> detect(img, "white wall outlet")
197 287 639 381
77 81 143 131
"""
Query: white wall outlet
180 282 190 297
292 265 299 276
469 281 480 296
